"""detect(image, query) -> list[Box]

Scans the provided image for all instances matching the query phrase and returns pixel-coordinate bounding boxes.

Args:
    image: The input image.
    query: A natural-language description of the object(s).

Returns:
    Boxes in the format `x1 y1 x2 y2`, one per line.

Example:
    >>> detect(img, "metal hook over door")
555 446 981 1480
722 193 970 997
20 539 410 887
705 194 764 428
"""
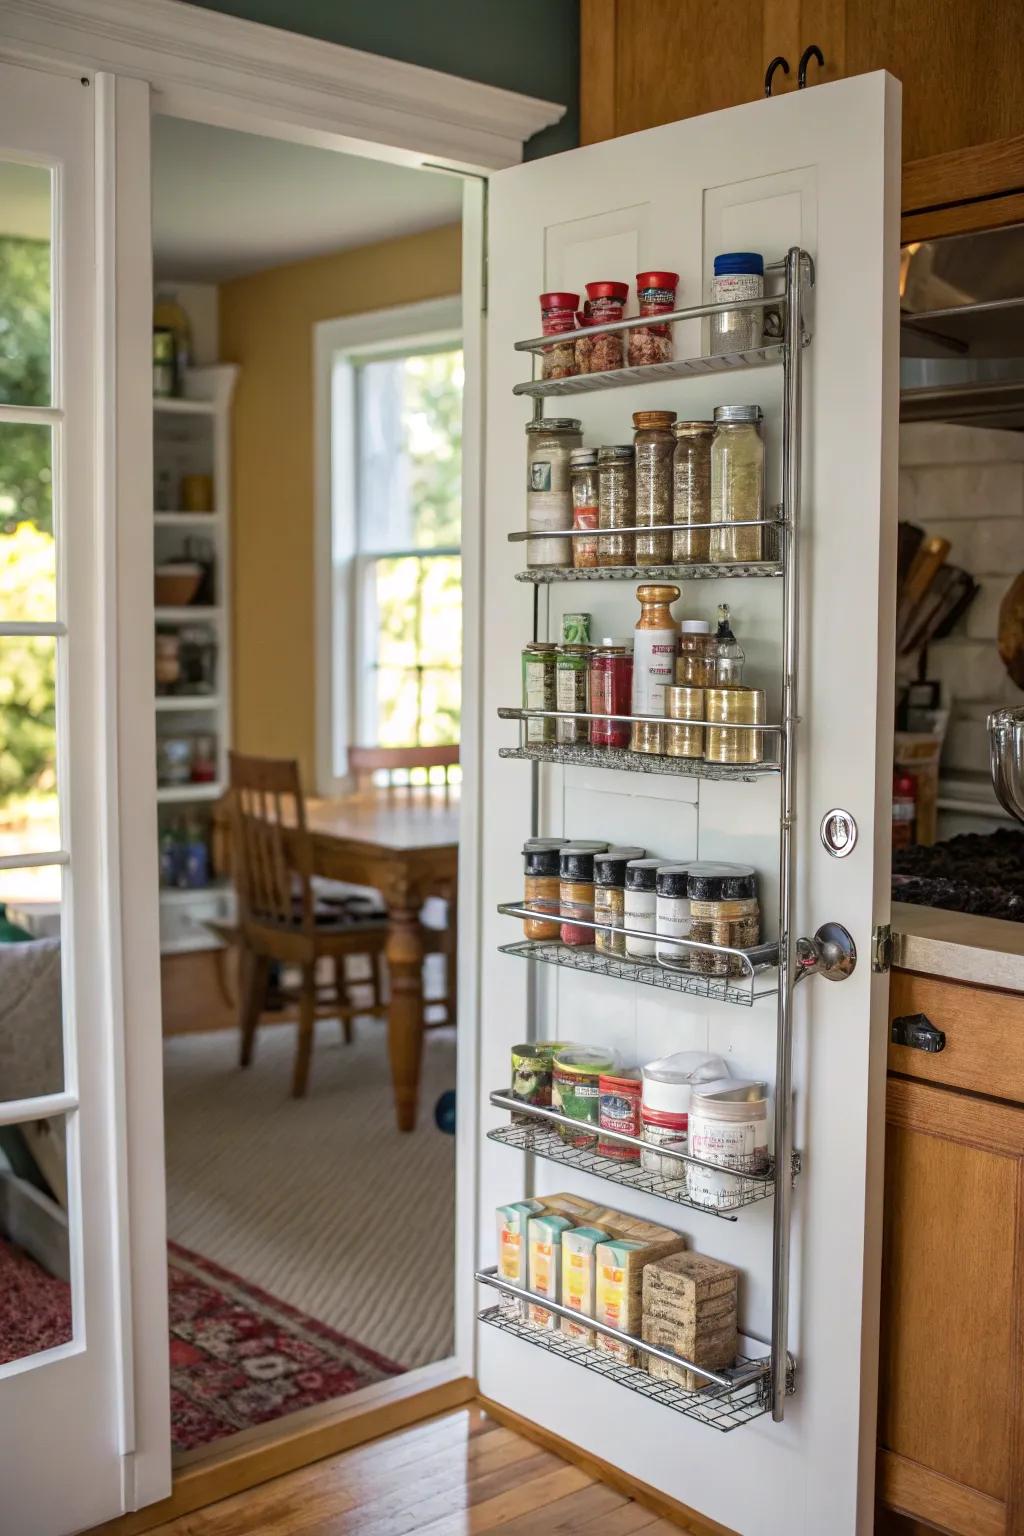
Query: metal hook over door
798 45 824 87
764 56 790 96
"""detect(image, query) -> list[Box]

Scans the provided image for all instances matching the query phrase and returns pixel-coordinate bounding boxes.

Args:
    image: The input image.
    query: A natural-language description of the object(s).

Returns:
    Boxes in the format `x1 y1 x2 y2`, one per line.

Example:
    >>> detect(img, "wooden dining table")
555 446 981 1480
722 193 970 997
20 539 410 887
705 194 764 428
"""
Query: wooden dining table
304 786 460 1133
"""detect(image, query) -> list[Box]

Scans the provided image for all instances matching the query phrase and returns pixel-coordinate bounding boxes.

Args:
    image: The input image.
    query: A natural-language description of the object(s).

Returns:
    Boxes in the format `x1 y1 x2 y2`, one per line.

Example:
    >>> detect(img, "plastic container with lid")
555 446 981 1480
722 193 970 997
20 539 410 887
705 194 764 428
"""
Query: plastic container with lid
526 418 583 568
521 837 566 940
629 271 679 366
639 1050 729 1176
686 862 761 977
632 409 677 566
586 280 629 372
559 843 608 947
675 618 714 687
539 291 579 379
624 857 663 958
687 1078 770 1209
710 404 764 564
597 445 635 567
709 252 765 356
593 845 646 956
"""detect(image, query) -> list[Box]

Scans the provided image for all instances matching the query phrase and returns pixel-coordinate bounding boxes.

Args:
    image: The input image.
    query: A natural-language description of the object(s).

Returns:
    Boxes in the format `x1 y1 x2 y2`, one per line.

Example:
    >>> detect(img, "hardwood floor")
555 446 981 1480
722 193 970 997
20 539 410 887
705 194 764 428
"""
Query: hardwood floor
146 1405 691 1534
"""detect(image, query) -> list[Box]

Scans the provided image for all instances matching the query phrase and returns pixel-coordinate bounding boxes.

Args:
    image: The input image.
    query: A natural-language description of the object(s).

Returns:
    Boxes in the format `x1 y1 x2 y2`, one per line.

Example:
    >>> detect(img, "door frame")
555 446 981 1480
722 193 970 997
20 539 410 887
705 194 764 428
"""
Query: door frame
1 0 562 1519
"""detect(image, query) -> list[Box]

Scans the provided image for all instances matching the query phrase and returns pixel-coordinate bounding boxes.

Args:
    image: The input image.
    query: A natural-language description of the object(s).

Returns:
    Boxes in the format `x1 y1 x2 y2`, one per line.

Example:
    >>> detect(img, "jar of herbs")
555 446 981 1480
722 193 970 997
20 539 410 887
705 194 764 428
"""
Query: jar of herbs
526 418 583 567
593 845 645 956
555 644 591 744
629 271 678 366
675 619 714 687
598 445 635 567
709 405 764 564
559 843 607 946
672 420 714 562
522 838 565 940
588 640 633 749
585 280 629 372
686 863 760 977
569 447 599 569
521 642 557 744
632 409 676 565
538 291 578 380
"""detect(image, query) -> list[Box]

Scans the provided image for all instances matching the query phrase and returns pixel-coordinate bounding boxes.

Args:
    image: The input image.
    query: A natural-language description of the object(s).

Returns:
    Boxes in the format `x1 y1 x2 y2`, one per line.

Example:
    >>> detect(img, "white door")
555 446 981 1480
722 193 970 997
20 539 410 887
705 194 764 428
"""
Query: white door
473 74 900 1536
0 60 137 1535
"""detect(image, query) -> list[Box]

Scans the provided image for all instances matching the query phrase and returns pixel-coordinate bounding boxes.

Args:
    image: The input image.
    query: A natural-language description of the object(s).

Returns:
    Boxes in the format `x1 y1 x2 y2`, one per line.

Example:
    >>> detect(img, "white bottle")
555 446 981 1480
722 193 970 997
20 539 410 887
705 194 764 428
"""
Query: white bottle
630 583 680 720
625 858 662 959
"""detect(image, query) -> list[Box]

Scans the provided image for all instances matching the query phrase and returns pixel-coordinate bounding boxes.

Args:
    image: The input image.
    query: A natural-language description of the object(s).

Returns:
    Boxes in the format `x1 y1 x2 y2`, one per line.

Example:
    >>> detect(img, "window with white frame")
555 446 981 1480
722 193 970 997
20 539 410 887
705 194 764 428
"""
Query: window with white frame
318 299 463 788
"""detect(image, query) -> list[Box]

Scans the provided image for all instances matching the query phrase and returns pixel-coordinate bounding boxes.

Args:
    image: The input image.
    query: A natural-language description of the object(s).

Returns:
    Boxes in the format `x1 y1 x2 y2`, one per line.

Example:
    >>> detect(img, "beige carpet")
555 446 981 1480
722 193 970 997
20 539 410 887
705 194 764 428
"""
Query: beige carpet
163 1016 456 1370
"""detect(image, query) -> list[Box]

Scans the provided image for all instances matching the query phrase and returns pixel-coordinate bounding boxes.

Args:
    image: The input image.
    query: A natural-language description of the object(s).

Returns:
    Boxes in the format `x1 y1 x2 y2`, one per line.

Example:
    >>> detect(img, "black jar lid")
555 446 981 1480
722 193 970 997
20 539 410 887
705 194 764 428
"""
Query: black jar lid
524 846 563 877
625 857 664 892
593 846 647 887
686 861 758 901
656 863 691 898
560 843 607 881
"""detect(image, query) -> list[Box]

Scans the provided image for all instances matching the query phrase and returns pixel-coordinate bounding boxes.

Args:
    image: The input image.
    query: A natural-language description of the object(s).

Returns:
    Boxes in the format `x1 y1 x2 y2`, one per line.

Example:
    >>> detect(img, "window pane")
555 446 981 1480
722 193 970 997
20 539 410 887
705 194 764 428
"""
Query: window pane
419 668 460 747
357 348 462 554
418 556 461 668
0 633 58 854
0 421 55 622
0 872 64 1104
375 667 420 749
373 556 420 670
0 162 52 407
0 1111 72 1365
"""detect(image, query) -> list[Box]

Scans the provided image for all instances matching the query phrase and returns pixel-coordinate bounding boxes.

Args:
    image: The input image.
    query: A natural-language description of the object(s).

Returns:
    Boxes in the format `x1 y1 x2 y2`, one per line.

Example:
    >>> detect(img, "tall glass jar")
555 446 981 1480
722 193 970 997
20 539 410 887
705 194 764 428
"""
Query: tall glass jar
569 447 599 570
709 252 764 356
526 418 583 568
709 405 764 563
632 409 676 566
672 420 714 563
589 640 633 749
598 445 635 567
675 619 713 687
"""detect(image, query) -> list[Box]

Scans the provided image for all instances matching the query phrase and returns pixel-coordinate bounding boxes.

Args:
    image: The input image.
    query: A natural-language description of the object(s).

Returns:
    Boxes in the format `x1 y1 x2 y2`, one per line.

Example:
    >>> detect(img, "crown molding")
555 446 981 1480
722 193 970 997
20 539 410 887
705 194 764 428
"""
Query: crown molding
0 0 566 170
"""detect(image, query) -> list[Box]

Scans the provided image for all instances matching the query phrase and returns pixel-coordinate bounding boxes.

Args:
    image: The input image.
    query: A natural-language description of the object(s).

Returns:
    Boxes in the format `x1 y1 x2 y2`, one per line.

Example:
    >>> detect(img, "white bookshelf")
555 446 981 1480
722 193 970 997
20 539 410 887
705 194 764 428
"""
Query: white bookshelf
155 363 238 954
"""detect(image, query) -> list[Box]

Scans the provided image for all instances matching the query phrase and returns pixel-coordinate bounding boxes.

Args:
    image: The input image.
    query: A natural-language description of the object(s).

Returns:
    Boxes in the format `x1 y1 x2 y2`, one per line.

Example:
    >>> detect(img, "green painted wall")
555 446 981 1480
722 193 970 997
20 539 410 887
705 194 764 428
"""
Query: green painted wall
185 0 579 158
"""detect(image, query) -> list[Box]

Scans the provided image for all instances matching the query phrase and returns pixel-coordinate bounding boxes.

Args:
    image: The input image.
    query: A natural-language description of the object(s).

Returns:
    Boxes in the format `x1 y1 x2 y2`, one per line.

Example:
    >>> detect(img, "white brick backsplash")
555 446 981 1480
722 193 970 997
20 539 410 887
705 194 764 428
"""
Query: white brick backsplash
925 516 1024 574
900 422 1024 467
929 638 1006 703
908 463 1024 522
965 575 1012 640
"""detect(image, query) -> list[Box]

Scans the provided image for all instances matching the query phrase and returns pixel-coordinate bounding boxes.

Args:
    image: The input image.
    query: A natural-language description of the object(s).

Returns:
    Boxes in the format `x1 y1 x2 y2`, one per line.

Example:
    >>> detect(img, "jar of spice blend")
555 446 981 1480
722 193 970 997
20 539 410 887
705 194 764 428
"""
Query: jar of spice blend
633 409 677 565
675 619 714 687
559 843 607 946
672 420 714 562
710 405 764 564
629 271 678 366
655 863 692 968
538 291 578 380
686 862 760 977
555 644 591 744
709 252 764 356
624 857 663 959
593 845 645 956
569 448 599 569
521 642 557 744
526 418 582 568
521 838 565 940
597 445 635 567
588 639 633 749
586 280 629 372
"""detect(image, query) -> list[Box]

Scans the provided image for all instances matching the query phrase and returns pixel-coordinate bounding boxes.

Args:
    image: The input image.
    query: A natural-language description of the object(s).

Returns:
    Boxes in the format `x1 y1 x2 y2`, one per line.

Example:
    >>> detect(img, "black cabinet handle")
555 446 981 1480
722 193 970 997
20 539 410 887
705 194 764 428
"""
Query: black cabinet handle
798 45 824 88
891 1013 946 1053
765 56 790 97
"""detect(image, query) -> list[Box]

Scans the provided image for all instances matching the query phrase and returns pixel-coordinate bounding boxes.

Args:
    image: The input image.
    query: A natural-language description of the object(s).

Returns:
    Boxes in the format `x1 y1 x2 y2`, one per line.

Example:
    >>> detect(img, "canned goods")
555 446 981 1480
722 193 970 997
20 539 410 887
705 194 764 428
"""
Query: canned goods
664 684 705 758
522 642 557 744
705 686 765 764
511 1041 567 1111
556 644 590 744
598 1069 643 1160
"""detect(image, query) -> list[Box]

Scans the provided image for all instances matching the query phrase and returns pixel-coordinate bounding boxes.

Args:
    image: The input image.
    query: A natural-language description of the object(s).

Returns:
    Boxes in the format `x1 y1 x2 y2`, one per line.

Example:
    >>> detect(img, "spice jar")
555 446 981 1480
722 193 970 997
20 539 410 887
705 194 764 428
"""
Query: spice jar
555 644 591 744
675 619 714 687
705 686 765 765
687 1079 770 1209
585 280 628 372
574 303 594 375
559 843 607 946
588 640 633 749
624 858 662 959
632 409 677 565
538 291 578 380
552 1044 618 1148
709 252 765 356
597 445 635 566
629 270 678 366
510 1040 568 1122
672 421 714 562
712 604 745 687
593 845 645 956
630 583 679 754
710 405 764 563
526 418 583 567
656 863 692 968
639 1050 728 1177
686 863 760 978
569 448 599 570
598 1069 643 1160
664 684 705 759
522 838 565 940
522 642 558 744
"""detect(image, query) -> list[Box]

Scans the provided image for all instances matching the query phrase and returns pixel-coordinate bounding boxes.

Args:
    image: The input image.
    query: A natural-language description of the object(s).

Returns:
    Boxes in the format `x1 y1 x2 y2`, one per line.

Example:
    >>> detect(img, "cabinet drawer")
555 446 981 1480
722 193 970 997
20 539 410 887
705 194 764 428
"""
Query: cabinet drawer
889 970 1024 1104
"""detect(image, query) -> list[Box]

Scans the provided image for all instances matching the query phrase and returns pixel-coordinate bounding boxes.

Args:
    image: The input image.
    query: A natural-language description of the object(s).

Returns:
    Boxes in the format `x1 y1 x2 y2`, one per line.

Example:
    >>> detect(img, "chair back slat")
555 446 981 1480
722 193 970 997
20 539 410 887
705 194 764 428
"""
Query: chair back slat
229 753 314 933
348 744 460 796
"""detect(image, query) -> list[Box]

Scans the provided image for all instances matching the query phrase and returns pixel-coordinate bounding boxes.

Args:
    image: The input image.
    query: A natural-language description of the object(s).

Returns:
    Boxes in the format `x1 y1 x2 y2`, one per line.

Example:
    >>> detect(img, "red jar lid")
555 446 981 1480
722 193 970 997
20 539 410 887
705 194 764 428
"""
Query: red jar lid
641 1105 687 1128
586 280 629 302
540 291 579 310
636 271 679 290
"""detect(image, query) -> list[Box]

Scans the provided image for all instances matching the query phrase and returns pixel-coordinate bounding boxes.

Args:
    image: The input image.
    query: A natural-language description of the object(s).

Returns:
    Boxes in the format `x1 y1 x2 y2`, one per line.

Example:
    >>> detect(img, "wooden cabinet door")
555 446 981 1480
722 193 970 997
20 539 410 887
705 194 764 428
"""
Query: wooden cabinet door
880 1076 1024 1536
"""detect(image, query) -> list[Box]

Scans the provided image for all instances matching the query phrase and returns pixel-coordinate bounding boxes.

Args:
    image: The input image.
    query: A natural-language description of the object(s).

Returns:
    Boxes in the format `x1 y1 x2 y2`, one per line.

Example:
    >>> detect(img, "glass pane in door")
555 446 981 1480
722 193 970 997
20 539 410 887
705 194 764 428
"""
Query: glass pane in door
0 162 51 407
0 421 55 621
0 866 63 1103
0 631 58 860
0 1111 72 1366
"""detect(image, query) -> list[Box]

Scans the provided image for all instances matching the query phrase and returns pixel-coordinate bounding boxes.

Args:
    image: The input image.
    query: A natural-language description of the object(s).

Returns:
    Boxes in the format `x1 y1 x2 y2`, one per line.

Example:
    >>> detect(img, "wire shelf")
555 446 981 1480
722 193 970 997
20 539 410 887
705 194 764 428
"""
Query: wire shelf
499 740 779 782
515 559 783 584
478 1296 794 1431
487 1117 776 1220
514 344 785 400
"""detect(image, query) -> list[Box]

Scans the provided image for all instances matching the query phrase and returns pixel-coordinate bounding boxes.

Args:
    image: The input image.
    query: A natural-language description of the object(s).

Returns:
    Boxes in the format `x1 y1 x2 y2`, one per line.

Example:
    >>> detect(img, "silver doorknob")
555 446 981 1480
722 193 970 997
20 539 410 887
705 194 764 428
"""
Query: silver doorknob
795 922 857 982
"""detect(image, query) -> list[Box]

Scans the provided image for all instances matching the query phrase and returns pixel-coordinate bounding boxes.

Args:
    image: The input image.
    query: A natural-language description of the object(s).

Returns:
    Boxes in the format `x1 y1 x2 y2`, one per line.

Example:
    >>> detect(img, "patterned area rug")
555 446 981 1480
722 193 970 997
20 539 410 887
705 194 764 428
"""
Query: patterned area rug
0 1237 72 1364
169 1241 403 1451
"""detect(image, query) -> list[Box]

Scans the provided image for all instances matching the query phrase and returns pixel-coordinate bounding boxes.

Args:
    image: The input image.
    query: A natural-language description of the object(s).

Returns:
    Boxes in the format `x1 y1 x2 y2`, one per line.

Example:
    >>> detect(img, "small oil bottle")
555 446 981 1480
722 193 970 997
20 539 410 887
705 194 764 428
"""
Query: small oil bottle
713 603 745 687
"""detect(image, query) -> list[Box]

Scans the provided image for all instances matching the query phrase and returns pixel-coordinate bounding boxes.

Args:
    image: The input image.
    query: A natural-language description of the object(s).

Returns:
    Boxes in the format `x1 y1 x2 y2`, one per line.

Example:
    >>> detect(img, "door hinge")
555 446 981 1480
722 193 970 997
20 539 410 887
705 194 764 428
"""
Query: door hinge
871 923 893 973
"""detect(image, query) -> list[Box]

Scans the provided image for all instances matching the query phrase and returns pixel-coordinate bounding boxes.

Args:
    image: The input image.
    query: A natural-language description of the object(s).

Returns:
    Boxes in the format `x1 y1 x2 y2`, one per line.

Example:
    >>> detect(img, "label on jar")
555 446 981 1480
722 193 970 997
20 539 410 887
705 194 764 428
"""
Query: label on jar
572 506 599 568
624 890 656 957
656 895 690 966
631 627 678 717
523 652 555 744
712 273 762 305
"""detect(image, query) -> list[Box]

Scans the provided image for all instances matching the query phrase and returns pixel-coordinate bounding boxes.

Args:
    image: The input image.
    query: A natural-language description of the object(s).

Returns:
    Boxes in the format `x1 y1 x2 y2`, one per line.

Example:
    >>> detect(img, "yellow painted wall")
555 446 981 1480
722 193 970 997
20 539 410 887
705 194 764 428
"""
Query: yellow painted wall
219 222 462 783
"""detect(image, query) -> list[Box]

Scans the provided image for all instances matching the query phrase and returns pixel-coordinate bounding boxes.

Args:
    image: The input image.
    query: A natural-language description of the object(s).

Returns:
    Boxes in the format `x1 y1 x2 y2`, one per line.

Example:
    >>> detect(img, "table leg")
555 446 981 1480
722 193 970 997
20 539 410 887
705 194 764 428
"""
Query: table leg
385 879 425 1132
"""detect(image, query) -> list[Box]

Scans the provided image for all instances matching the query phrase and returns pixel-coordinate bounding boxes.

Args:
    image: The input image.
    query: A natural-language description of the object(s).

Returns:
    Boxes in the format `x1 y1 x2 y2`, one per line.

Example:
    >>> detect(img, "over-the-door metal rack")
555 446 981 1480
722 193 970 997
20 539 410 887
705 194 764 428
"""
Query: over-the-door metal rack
477 248 844 1427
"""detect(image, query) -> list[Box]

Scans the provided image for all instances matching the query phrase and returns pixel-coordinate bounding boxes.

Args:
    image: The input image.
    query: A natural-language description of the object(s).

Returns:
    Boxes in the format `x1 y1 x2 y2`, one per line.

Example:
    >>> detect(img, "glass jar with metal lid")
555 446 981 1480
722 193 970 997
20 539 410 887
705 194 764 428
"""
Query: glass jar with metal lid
686 862 760 977
569 447 599 569
632 409 677 565
588 638 633 749
526 418 583 568
521 838 566 940
522 642 557 744
709 405 764 563
672 420 714 562
675 619 714 687
593 845 646 956
597 444 635 567
559 843 608 947
555 644 591 745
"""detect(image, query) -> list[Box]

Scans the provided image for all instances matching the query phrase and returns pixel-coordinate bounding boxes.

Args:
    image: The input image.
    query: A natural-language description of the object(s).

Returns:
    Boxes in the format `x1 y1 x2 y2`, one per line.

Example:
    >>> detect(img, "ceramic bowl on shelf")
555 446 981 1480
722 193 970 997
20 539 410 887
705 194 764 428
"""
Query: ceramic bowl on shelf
155 562 203 607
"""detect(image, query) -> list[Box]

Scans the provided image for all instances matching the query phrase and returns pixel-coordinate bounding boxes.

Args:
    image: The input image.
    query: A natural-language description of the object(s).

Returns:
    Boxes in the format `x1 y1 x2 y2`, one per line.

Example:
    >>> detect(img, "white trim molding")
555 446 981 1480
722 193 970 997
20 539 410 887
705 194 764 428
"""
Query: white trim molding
0 0 566 170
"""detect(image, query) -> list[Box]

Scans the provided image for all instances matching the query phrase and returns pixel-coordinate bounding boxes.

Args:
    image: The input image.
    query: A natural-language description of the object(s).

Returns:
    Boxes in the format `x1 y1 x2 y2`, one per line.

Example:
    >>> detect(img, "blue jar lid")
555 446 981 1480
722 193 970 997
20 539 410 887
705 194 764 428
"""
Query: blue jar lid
714 251 764 276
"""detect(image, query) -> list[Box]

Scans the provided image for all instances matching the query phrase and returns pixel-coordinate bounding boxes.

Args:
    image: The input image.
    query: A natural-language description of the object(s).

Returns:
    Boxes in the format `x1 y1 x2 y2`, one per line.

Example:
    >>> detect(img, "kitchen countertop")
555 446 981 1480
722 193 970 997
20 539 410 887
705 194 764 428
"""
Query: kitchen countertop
893 900 1024 992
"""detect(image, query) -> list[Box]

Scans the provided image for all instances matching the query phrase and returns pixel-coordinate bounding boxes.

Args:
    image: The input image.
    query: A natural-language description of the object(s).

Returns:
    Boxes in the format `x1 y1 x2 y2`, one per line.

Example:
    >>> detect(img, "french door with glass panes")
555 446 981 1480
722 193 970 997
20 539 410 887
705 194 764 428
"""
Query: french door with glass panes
0 59 142 1535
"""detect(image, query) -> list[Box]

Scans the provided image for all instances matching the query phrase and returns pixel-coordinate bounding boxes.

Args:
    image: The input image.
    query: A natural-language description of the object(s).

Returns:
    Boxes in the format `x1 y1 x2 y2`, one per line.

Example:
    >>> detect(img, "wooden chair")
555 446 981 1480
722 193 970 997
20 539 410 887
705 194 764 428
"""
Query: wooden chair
228 751 389 1097
347 745 459 1025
